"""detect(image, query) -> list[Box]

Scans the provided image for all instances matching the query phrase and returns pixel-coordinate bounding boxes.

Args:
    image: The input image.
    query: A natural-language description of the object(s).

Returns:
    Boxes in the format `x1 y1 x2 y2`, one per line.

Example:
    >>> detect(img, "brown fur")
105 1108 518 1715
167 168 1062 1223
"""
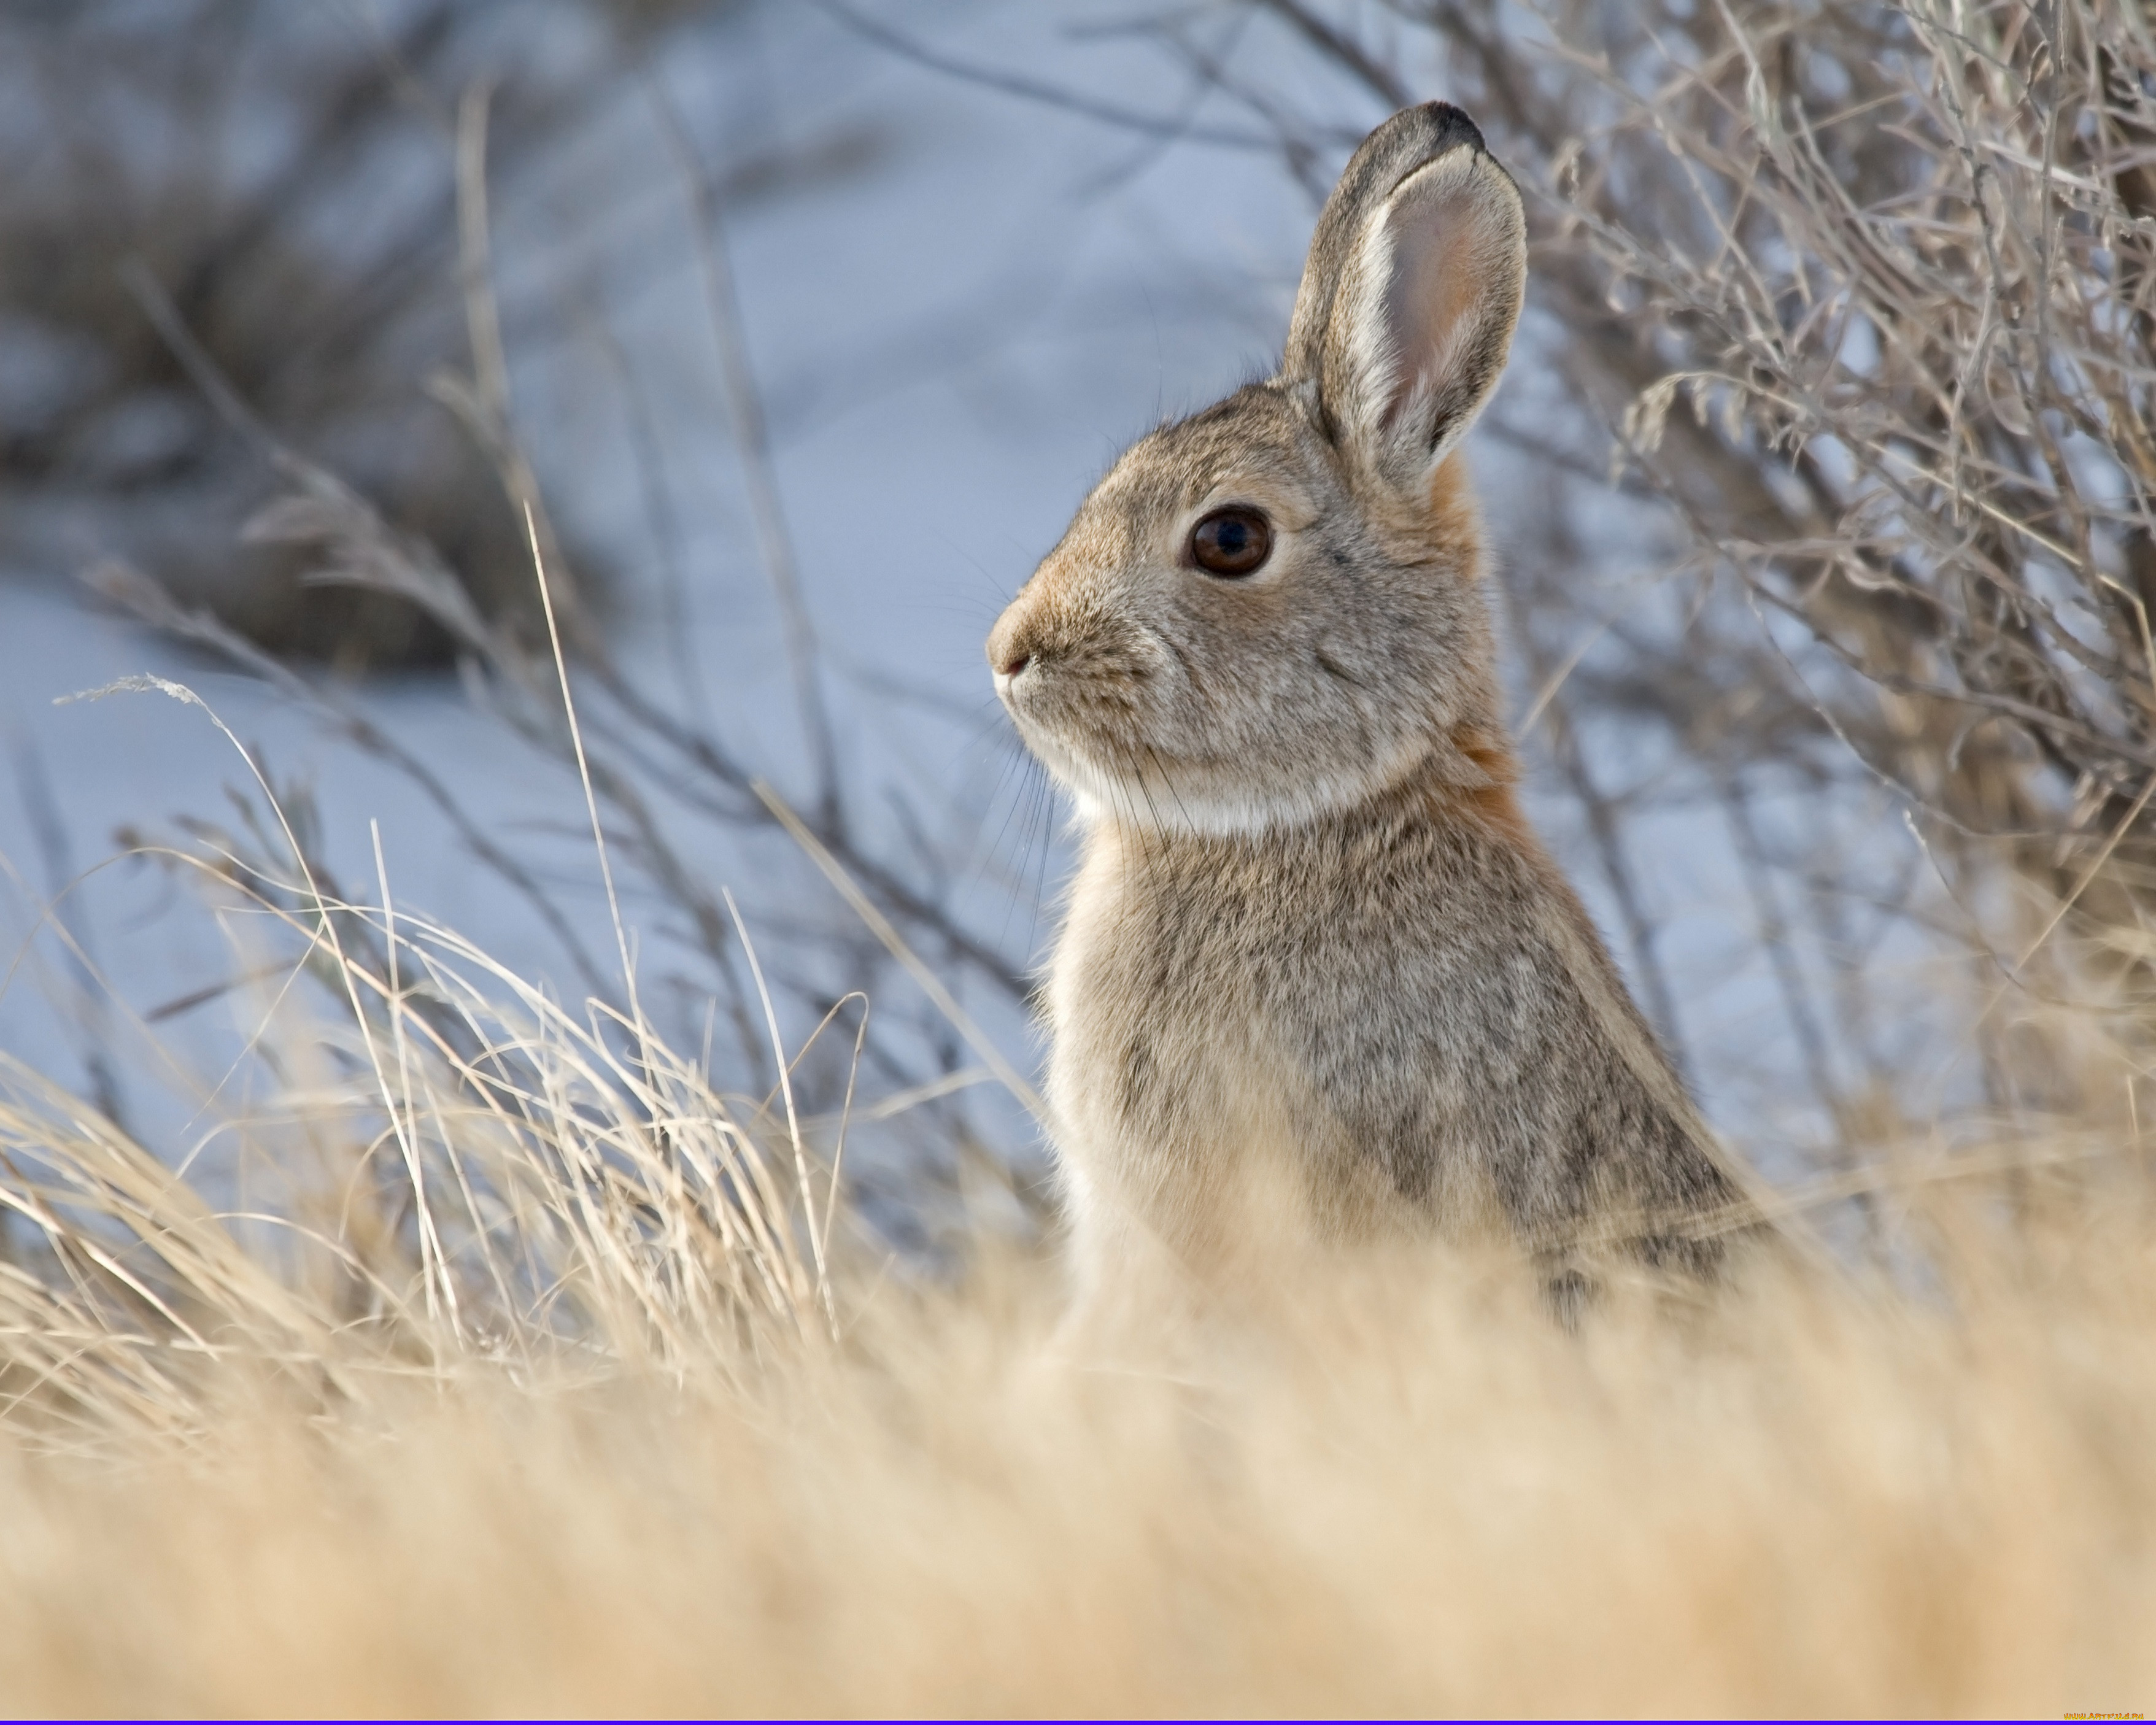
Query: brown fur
987 104 1754 1325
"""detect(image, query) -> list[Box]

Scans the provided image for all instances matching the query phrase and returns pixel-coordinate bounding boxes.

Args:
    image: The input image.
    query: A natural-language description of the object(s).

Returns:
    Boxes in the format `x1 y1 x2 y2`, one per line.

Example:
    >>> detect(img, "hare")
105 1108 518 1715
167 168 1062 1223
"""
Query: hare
987 103 1752 1323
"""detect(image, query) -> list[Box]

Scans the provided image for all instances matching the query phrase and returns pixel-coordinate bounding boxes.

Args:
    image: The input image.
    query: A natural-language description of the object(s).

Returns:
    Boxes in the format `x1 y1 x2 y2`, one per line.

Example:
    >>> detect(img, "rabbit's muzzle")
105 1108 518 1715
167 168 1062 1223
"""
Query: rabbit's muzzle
989 595 1163 749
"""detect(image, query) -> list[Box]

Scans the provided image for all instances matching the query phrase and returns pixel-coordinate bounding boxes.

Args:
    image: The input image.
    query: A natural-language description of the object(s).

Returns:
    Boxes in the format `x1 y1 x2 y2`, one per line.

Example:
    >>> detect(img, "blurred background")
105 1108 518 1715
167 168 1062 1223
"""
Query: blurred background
3 0 2148 1254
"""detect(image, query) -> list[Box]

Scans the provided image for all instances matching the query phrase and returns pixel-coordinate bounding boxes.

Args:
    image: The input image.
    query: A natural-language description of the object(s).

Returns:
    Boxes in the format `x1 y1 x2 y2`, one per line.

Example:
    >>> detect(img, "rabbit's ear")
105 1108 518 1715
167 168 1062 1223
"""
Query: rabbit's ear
1283 104 1526 491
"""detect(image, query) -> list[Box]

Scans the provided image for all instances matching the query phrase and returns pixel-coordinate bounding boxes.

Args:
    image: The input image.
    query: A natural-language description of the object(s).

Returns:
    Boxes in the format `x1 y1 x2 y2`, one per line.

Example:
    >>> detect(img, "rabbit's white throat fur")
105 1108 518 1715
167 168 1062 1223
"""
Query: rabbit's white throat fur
1006 692 1493 838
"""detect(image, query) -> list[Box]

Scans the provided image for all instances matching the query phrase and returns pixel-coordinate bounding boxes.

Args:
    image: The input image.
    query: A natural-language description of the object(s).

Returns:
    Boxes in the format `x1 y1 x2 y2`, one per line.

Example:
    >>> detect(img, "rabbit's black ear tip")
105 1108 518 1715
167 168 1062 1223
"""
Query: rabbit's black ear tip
1412 100 1489 158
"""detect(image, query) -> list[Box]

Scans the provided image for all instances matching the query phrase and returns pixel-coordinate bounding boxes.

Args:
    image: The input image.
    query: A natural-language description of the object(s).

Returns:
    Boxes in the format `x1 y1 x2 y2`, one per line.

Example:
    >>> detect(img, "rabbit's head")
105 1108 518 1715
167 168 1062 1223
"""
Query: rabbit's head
988 104 1527 833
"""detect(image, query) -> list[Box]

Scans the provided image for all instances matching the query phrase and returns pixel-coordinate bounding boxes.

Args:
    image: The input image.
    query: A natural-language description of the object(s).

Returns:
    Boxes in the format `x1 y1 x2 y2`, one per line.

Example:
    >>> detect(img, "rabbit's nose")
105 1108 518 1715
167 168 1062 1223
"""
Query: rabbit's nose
987 609 1038 683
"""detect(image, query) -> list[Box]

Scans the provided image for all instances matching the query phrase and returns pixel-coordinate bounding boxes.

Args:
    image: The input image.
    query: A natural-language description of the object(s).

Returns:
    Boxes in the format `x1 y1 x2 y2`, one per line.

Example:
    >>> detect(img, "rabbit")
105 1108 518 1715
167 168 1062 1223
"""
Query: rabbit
986 102 1758 1326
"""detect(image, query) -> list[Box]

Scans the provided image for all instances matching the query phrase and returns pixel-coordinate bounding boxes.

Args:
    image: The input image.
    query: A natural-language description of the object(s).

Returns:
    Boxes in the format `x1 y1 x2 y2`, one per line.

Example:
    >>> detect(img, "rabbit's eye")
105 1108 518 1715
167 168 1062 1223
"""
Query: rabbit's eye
1190 507 1272 578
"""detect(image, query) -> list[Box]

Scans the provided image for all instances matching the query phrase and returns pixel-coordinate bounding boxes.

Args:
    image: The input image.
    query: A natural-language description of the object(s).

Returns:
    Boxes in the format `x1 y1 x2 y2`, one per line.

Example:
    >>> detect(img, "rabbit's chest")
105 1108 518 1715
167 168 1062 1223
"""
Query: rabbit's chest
1044 819 1564 1246
1049 854 1281 1123
1043 837 1356 1260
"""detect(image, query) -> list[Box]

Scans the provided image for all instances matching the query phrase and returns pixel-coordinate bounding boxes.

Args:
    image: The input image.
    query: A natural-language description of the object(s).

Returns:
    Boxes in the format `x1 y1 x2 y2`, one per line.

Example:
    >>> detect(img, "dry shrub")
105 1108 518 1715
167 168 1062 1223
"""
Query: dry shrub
1522 0 2156 967
0 2 566 665
0 2 868 670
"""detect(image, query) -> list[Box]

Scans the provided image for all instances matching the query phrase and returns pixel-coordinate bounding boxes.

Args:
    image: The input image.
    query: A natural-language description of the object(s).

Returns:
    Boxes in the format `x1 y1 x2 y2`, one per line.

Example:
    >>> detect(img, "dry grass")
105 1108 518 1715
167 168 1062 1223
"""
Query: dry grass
1 1165 2152 1715
1 765 2153 1713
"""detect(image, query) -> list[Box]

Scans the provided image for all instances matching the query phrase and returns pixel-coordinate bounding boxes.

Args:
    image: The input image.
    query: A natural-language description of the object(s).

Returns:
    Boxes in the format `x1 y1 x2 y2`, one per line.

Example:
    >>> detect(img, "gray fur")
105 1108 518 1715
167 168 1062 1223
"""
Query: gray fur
987 104 1748 1314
